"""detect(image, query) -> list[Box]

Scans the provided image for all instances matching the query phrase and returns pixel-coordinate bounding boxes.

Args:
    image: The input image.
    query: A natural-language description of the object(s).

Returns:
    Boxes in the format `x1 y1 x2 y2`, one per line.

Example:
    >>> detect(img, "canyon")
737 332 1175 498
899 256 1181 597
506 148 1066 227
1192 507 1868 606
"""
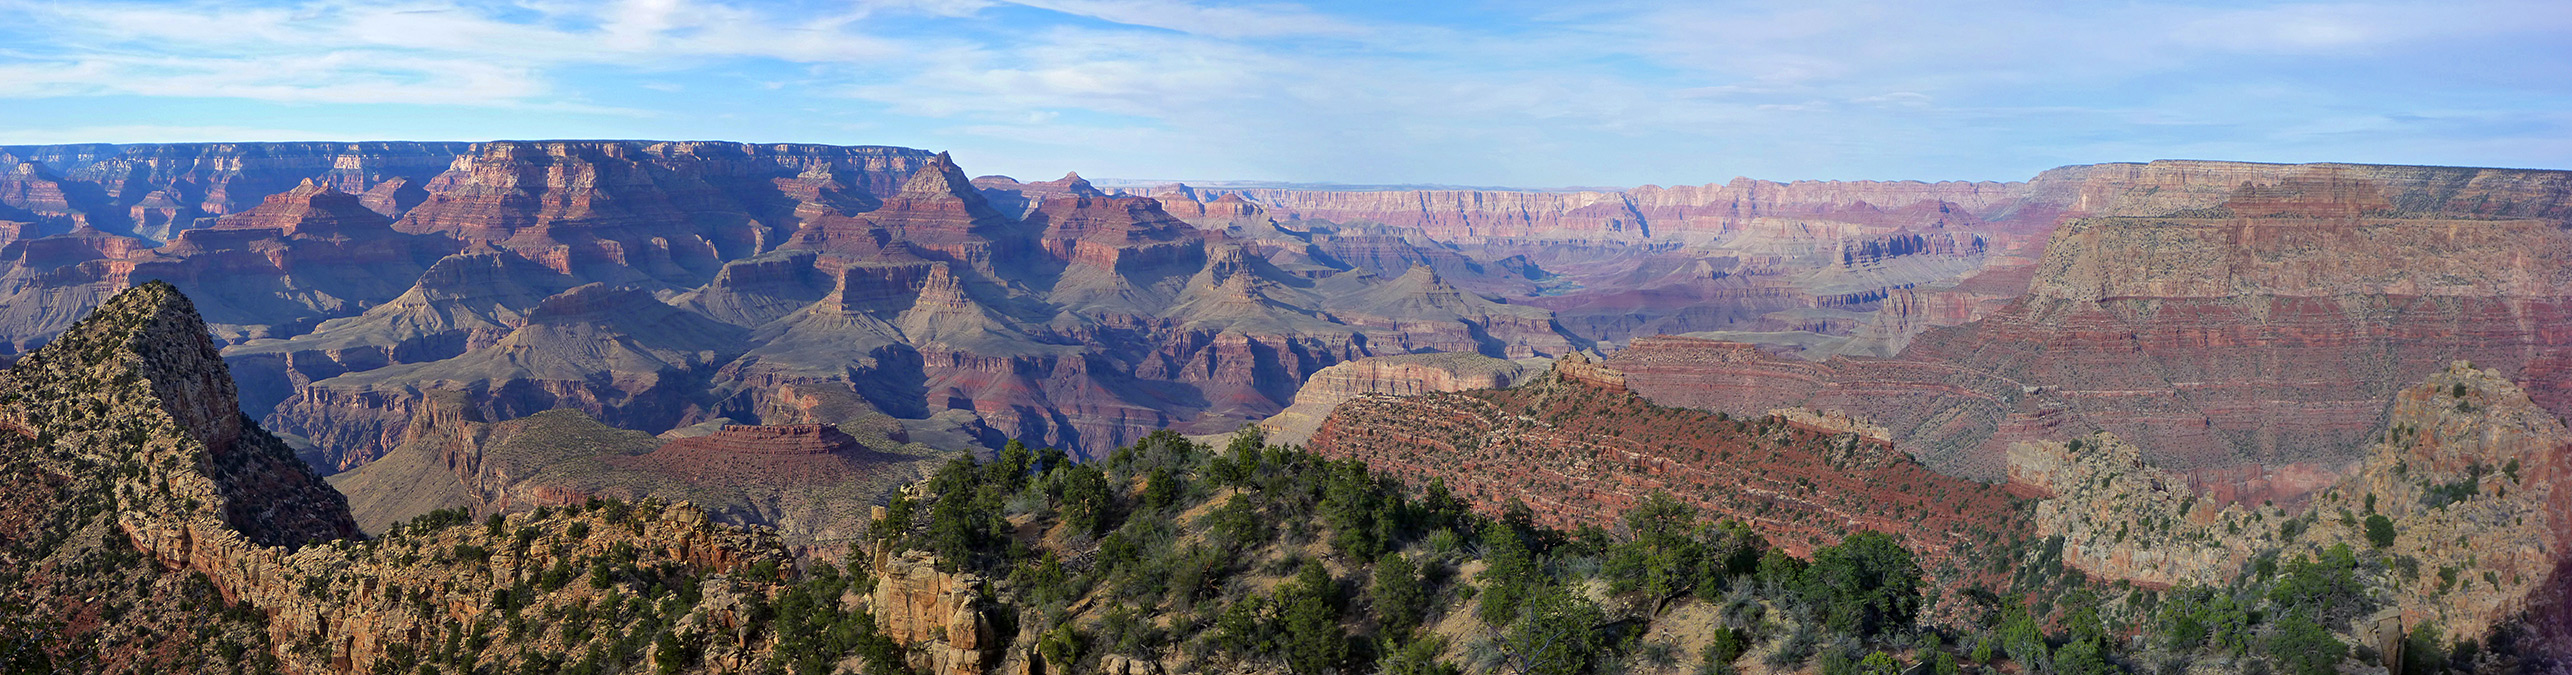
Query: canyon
9 142 2572 564
5 137 2572 671
0 139 2055 478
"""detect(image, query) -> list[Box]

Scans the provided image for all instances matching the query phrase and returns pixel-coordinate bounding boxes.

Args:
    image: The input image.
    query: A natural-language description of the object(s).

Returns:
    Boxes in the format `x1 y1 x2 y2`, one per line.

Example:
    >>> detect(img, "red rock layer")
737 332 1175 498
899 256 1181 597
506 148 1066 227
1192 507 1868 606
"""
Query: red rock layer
1027 194 1202 270
1305 365 2029 586
395 141 939 280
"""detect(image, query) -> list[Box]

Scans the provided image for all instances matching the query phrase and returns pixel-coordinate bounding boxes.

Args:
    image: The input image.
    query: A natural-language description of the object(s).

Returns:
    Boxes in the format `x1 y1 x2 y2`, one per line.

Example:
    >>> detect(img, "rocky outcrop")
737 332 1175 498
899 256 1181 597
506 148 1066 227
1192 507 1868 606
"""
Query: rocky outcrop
0 282 801 673
1261 351 1541 445
2012 362 2572 657
1 281 358 546
973 172 1106 218
865 539 999 675
1306 359 2030 585
781 152 1030 275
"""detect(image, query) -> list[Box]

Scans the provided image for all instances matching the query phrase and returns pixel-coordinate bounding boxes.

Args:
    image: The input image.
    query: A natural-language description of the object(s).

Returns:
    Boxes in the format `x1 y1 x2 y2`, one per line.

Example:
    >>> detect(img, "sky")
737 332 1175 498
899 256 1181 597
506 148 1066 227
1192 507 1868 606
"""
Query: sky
0 0 2567 188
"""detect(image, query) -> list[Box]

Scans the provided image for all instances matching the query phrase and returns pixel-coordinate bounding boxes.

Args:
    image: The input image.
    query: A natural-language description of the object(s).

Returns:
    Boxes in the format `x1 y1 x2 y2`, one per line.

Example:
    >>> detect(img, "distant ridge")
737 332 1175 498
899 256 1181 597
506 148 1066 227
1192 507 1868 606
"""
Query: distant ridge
1088 178 1629 193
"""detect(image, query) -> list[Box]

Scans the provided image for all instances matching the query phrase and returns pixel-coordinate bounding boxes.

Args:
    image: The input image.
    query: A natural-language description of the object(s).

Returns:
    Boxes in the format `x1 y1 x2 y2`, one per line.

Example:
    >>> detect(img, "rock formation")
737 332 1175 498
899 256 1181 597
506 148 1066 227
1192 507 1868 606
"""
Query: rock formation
4 141 2560 494
2010 362 2572 658
1305 357 2031 586
1261 351 1543 445
267 282 750 470
0 282 803 673
1606 162 2572 494
0 142 471 240
326 387 945 553
863 538 998 675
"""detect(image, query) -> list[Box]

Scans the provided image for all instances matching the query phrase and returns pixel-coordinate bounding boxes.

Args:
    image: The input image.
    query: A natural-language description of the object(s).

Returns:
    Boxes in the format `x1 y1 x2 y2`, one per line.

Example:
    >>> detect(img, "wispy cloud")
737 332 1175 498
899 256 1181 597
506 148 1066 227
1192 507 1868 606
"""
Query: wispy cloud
0 0 907 106
0 0 2563 185
1003 0 1373 38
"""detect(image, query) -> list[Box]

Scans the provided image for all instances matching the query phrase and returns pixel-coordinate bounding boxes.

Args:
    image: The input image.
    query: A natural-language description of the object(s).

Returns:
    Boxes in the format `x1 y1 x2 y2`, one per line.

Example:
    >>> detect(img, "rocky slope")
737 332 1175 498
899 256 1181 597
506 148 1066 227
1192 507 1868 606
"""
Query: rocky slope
1304 354 2032 587
328 391 945 552
2007 361 2572 660
0 282 825 673
1260 351 1543 445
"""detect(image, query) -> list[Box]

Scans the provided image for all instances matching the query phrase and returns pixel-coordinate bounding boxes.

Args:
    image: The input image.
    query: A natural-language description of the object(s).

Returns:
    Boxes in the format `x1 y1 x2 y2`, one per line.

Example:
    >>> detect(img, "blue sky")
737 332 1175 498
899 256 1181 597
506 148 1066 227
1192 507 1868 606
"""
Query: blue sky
0 0 2567 187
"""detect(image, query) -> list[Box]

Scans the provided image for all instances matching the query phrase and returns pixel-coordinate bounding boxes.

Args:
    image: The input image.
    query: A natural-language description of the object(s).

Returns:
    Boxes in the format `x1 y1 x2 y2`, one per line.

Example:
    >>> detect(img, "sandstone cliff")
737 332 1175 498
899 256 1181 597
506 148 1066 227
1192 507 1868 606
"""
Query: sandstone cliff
863 536 1000 675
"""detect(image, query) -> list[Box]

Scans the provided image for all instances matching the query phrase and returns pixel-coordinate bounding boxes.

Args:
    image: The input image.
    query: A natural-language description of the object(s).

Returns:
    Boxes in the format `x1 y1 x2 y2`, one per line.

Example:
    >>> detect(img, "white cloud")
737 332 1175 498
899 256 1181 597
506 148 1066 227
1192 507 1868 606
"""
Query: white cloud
0 0 2564 184
0 124 379 144
0 0 909 106
1002 0 1371 39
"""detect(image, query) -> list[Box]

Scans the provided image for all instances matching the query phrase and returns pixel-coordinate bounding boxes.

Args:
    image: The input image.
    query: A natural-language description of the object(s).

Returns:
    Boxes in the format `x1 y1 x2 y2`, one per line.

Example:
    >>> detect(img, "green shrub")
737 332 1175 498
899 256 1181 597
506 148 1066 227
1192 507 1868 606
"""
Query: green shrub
2364 514 2397 548
2268 615 2347 675
1803 531 1923 637
1369 553 1429 638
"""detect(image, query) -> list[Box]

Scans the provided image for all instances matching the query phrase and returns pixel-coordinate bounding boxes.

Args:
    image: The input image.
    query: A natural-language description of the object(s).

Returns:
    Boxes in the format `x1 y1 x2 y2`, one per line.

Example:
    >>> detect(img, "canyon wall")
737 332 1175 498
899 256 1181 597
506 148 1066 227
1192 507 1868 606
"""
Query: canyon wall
2011 362 2571 649
1607 162 2572 498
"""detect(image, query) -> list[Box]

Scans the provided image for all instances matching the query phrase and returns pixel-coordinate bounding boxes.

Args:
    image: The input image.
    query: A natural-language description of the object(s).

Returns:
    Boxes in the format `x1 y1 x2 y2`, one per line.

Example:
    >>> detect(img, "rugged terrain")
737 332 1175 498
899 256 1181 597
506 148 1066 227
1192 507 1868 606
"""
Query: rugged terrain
1604 161 2572 495
328 390 950 553
0 283 822 673
11 142 2572 672
1258 351 1546 445
1305 352 2030 588
0 140 2079 476
10 283 2572 674
2008 361 2572 665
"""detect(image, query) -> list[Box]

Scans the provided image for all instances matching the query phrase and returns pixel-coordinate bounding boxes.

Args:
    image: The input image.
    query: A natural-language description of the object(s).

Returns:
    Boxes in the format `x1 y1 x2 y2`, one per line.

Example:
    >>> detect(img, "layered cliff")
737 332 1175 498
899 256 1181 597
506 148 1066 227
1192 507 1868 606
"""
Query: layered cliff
1199 176 2036 243
1609 162 2572 493
0 142 472 240
392 141 938 283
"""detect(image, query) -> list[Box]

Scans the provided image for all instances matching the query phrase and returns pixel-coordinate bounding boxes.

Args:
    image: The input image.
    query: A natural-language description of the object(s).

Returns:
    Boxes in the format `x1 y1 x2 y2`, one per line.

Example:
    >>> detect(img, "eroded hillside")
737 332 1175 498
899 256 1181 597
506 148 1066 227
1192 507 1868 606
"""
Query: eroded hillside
0 283 832 673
